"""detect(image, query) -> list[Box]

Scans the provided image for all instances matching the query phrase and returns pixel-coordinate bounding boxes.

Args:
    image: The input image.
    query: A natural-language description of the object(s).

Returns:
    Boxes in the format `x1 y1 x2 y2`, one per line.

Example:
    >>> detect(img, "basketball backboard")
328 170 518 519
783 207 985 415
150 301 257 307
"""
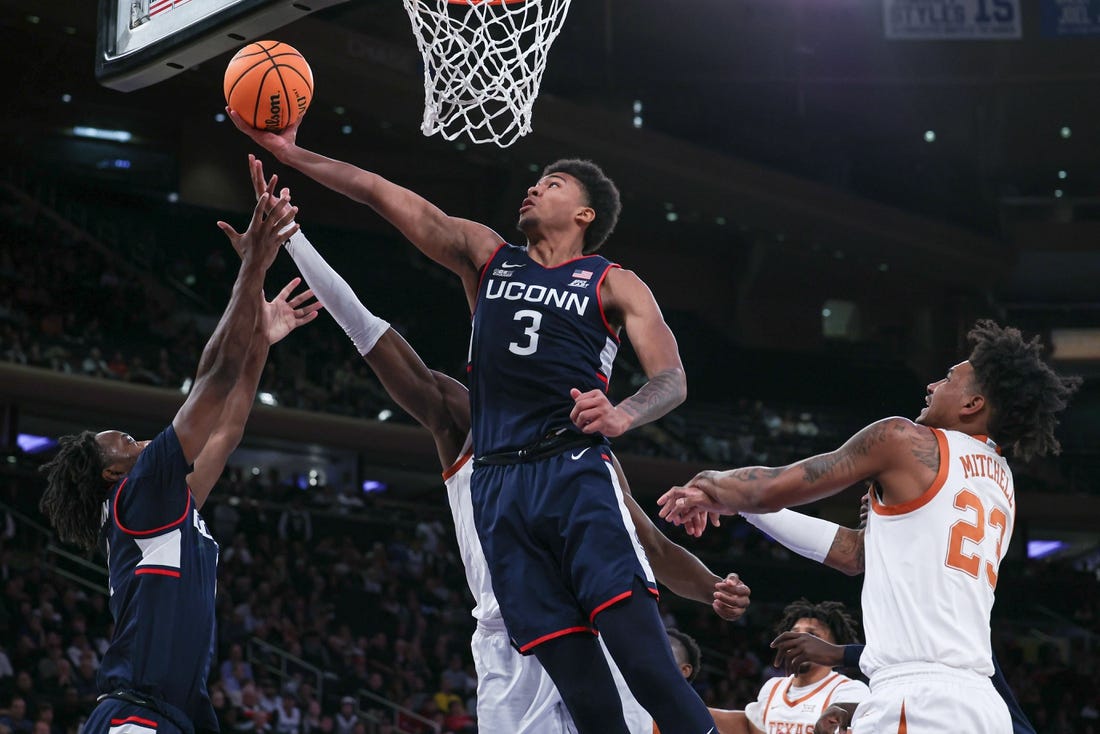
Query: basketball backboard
96 0 347 92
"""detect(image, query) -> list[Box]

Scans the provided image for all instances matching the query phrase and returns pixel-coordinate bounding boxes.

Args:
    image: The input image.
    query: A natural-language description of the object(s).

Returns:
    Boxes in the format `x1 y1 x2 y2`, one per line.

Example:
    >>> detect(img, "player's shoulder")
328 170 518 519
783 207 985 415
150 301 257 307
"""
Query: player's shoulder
758 674 784 697
856 416 936 450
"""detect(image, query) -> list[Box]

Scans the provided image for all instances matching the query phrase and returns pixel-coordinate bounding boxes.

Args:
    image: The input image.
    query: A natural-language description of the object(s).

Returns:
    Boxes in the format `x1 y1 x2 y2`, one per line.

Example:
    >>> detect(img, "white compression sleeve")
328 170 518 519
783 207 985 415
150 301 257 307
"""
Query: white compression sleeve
740 510 840 564
283 230 389 355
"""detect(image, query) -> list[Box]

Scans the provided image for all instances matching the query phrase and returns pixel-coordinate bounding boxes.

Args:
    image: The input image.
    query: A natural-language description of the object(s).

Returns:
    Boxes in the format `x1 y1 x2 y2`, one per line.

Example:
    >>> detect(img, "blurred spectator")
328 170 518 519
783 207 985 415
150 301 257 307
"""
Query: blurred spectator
334 697 358 734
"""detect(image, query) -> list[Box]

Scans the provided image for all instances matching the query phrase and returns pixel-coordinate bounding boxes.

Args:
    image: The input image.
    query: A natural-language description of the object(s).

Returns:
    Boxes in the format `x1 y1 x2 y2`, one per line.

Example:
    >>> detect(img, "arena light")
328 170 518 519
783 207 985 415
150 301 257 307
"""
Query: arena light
362 480 387 493
1027 540 1066 559
258 392 278 406
72 126 132 143
16 433 58 454
377 409 393 421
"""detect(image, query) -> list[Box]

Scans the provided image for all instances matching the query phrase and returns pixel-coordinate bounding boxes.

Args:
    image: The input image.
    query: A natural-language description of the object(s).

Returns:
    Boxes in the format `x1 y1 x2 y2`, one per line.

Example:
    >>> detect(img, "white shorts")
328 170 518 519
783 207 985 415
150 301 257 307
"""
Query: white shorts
472 623 570 734
852 663 1011 734
471 623 653 734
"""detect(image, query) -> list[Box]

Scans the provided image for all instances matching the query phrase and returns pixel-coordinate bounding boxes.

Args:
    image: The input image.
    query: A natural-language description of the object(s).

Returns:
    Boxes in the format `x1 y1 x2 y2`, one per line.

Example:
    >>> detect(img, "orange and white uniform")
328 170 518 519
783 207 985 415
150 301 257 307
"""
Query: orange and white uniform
745 672 868 733
443 438 651 734
853 429 1014 732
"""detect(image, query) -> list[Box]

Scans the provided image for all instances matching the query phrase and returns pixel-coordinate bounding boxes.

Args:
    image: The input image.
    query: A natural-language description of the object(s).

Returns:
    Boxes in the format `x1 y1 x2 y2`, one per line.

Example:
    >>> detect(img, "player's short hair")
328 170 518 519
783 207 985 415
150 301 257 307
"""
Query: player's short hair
542 159 621 254
966 320 1081 462
39 431 109 551
666 628 702 682
776 599 862 646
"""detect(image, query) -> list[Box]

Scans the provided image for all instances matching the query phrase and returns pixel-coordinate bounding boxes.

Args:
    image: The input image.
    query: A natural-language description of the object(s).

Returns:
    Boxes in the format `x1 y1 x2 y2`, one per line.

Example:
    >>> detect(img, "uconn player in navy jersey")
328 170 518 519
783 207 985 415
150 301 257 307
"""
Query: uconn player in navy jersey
244 156 751 734
232 117 716 734
39 192 319 734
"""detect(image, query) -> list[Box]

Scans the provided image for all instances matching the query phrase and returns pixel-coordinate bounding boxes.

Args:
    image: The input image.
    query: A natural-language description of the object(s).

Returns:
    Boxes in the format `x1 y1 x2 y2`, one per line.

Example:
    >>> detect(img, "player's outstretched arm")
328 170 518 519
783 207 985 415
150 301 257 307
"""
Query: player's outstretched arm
612 457 750 620
173 193 297 464
234 130 500 304
187 279 320 508
571 269 685 438
658 417 929 534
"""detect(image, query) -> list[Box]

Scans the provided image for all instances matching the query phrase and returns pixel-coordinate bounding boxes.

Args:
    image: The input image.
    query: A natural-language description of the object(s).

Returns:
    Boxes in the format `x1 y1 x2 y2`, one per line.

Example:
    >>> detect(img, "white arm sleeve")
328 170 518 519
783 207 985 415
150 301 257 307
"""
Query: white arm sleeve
283 230 389 355
740 510 840 564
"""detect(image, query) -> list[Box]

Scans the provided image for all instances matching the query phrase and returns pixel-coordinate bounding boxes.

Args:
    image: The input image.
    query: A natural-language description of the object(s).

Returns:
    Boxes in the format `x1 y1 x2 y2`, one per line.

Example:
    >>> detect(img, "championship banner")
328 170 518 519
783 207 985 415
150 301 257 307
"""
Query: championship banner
1041 0 1100 37
884 0 1022 40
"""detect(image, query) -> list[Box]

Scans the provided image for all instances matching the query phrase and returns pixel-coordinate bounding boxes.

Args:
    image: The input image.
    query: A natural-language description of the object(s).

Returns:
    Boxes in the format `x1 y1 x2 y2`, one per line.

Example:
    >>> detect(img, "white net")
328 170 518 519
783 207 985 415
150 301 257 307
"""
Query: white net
402 0 573 148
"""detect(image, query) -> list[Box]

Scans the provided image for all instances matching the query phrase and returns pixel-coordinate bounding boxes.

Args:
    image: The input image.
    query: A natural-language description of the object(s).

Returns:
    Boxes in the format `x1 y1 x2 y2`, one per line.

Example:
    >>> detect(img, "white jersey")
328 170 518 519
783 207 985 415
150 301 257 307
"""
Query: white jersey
745 672 869 733
442 439 651 734
860 428 1015 679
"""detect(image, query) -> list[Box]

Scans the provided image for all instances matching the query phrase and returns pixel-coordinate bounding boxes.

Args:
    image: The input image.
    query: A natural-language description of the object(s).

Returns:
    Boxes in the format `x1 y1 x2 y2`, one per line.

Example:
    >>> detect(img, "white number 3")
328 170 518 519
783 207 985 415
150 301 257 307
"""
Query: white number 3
509 309 542 356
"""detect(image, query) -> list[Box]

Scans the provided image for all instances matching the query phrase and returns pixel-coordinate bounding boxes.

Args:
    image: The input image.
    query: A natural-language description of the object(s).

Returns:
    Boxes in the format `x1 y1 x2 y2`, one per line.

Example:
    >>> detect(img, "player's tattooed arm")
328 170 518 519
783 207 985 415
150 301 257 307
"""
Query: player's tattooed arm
659 418 917 525
616 367 687 425
824 527 865 576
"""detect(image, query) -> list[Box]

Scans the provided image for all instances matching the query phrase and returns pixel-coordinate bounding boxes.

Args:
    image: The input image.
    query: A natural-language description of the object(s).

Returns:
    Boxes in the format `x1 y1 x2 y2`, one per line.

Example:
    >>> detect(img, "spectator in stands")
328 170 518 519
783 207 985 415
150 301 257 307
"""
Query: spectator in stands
334 697 358 734
0 697 32 734
272 691 301 734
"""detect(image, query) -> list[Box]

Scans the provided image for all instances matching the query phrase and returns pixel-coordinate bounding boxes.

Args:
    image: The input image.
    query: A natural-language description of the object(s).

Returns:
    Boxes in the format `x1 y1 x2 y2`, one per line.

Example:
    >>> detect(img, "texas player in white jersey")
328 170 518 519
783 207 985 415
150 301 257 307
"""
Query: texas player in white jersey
253 156 751 734
659 320 1080 732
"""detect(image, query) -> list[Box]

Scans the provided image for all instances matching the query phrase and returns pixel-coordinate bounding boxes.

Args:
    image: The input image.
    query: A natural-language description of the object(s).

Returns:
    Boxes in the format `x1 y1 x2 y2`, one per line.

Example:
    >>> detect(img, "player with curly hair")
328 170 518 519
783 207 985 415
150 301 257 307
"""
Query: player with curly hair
660 320 1081 732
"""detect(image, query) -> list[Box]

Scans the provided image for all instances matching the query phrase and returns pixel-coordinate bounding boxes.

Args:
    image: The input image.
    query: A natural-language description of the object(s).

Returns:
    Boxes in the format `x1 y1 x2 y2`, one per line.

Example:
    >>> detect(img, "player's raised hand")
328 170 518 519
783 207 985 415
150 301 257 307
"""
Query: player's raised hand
657 471 730 536
218 192 299 270
770 631 844 676
261 277 323 345
712 572 751 621
227 106 303 159
249 153 282 205
569 388 632 437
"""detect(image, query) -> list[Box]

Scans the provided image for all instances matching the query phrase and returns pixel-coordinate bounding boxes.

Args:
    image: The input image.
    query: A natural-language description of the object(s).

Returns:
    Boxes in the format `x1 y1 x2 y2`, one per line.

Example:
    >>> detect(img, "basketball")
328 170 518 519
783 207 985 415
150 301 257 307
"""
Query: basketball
223 41 313 131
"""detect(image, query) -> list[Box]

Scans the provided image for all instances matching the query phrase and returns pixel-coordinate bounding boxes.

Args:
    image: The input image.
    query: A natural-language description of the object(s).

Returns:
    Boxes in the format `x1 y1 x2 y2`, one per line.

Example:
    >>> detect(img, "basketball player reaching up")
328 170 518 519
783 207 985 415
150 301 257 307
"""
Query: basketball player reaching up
659 321 1080 732
247 157 750 734
232 118 714 734
38 192 319 734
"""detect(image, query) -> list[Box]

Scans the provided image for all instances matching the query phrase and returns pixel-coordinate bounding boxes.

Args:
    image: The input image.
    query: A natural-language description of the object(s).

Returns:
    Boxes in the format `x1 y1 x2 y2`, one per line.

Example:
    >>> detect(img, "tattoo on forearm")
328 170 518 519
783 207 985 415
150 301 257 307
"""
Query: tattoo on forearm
727 466 784 482
829 528 866 574
618 368 685 428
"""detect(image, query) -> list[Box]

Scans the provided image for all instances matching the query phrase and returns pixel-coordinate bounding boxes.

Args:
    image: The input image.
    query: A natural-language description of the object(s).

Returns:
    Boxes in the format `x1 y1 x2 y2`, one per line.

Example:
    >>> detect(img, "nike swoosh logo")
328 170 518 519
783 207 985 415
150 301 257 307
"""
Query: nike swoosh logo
570 448 591 460
501 262 526 268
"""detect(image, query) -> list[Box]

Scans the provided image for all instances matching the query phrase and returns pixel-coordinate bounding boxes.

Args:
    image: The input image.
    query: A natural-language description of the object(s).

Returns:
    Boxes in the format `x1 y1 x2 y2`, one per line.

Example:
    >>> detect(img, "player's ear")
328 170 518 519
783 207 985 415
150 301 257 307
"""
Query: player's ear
960 393 985 417
575 206 595 226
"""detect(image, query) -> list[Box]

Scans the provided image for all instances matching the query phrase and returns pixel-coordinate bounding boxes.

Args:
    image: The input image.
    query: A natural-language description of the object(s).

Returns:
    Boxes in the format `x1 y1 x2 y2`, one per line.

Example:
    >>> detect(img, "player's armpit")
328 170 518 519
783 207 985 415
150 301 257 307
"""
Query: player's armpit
600 269 686 430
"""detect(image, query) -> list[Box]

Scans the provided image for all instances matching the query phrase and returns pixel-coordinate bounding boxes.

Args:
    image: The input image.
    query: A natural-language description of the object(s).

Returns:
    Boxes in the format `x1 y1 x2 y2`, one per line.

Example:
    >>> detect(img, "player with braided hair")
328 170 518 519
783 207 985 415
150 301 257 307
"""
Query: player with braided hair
660 320 1081 732
38 190 319 734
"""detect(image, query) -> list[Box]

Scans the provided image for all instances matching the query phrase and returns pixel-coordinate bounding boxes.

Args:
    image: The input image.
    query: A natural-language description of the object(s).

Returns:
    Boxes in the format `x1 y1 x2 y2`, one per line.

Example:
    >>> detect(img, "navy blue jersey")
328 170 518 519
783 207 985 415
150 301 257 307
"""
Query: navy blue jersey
469 244 620 454
99 425 219 732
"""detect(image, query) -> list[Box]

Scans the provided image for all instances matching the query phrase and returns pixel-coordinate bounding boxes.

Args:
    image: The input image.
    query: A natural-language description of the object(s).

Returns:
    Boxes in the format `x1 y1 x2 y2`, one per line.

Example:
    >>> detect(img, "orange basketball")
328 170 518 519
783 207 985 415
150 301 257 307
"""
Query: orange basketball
224 41 313 131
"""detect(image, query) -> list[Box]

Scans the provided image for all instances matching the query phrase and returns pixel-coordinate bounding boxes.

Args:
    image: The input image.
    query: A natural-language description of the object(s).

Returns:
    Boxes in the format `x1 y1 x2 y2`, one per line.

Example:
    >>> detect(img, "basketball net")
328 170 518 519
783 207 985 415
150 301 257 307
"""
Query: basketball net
402 0 573 148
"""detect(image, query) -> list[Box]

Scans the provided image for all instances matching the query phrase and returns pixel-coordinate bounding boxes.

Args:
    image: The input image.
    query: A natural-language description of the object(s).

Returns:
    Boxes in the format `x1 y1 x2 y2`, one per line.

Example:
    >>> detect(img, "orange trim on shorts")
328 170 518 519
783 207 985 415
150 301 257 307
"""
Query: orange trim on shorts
872 427 949 516
897 701 908 734
517 625 595 653
442 450 474 481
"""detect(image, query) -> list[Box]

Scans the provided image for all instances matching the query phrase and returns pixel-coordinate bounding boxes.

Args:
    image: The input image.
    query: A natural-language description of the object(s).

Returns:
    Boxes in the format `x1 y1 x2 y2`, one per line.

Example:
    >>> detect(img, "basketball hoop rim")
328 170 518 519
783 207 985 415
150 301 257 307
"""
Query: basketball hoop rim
446 0 525 5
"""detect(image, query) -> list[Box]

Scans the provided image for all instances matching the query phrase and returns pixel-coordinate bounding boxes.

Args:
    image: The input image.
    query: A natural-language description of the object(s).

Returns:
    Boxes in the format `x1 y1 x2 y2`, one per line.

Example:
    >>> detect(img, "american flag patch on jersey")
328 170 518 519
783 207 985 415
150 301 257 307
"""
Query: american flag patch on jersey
572 269 593 280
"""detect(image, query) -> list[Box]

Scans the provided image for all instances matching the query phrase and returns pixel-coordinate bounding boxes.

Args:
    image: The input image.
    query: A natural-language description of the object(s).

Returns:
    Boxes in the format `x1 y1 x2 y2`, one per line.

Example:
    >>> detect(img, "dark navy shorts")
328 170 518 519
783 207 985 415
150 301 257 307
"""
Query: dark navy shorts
471 446 658 653
84 699 188 734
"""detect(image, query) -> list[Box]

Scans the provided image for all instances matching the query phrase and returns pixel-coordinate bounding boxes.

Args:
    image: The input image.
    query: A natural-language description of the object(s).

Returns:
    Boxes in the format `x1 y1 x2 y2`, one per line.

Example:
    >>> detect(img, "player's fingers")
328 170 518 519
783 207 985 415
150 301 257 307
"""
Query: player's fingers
709 511 721 528
275 277 302 301
288 288 316 308
569 387 583 400
217 221 241 241
250 193 271 227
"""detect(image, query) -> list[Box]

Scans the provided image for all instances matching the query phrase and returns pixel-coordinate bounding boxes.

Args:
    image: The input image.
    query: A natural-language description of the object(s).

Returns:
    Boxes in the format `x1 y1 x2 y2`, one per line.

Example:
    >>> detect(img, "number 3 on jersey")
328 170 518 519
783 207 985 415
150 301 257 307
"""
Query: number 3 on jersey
945 488 1008 589
509 309 542 356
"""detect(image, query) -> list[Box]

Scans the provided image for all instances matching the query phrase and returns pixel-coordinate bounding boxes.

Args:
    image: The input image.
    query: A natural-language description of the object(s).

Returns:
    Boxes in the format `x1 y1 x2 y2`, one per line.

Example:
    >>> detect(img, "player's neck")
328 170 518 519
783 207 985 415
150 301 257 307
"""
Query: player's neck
792 665 832 688
525 232 586 267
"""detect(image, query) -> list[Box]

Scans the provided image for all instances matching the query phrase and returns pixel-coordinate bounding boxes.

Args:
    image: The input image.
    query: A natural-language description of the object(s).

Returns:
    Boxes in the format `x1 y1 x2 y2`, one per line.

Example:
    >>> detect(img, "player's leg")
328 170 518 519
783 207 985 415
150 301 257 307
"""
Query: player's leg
596 577 718 734
471 624 572 734
530 631 632 734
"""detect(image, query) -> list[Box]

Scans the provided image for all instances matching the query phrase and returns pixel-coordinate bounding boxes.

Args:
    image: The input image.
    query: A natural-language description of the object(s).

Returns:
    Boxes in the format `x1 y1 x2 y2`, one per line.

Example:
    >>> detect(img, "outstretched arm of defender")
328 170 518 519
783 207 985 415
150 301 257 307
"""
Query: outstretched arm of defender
658 417 934 534
613 457 750 620
173 193 297 463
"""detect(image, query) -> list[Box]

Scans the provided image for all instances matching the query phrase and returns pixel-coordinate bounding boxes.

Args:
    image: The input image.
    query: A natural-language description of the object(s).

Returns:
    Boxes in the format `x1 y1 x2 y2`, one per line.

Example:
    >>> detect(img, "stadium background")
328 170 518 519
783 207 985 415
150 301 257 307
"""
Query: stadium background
1 1 1099 732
